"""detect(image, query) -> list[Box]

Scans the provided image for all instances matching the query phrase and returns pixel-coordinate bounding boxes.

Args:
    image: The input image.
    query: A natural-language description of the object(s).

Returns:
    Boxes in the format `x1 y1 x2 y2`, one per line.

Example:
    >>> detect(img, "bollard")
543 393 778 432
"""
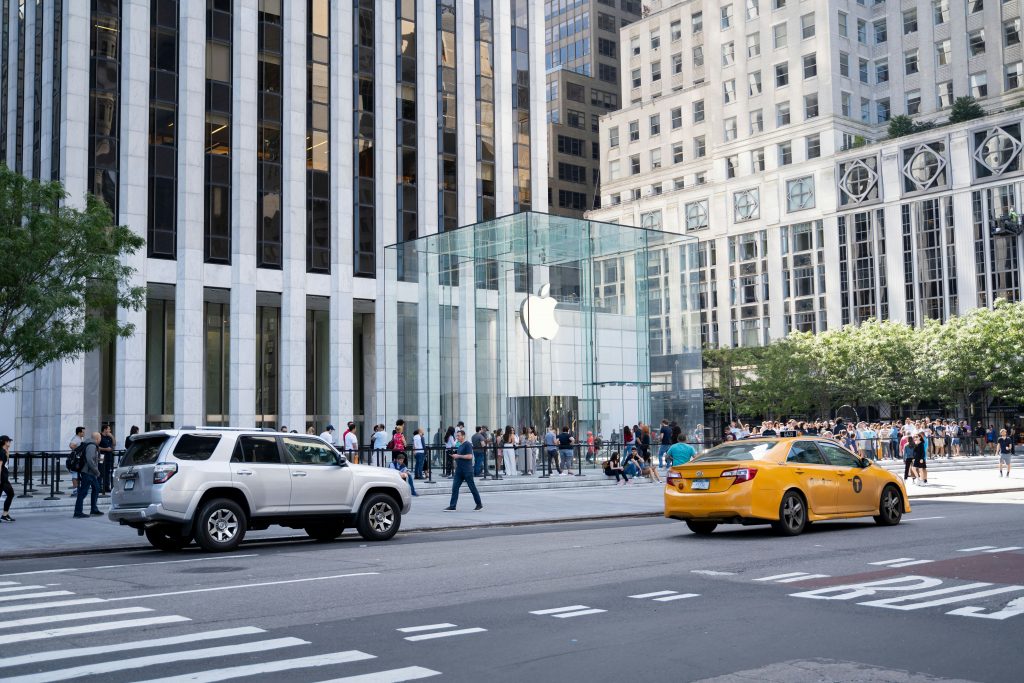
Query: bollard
577 445 585 477
45 454 61 500
18 453 33 498
52 453 66 495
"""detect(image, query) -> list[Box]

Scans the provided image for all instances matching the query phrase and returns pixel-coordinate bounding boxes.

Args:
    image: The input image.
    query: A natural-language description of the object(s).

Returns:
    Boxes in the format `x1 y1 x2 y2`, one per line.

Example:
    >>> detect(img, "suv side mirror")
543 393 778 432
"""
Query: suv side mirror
336 454 348 467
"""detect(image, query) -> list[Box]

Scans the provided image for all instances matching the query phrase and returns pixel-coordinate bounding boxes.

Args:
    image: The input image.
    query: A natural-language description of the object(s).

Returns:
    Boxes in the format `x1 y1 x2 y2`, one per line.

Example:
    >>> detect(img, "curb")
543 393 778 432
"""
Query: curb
908 486 1024 499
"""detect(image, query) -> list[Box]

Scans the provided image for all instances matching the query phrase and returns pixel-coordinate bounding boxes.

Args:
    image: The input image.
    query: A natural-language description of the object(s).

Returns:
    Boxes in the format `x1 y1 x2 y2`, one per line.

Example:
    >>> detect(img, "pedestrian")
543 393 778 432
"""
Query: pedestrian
98 424 115 494
622 425 633 450
557 426 575 475
623 446 643 478
279 425 288 434
667 427 696 467
126 425 140 449
371 424 389 466
444 430 482 511
657 419 671 468
412 427 426 479
68 426 85 495
0 435 15 522
586 431 595 463
319 424 337 447
902 432 917 483
471 426 486 476
639 424 652 463
390 424 407 463
603 452 629 484
544 426 561 475
74 432 104 518
501 425 519 476
389 452 417 497
997 428 1014 478
912 433 928 485
524 427 538 475
443 426 457 477
342 421 359 464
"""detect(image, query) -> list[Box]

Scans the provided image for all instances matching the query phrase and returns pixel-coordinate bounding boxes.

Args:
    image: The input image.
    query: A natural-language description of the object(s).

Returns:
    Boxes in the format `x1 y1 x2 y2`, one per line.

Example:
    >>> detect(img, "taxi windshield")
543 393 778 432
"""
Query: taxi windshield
692 440 779 462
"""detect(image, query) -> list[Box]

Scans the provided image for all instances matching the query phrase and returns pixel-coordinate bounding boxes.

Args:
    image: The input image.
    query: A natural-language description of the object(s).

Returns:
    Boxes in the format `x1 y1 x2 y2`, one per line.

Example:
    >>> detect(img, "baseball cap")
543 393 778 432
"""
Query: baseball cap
326 424 335 431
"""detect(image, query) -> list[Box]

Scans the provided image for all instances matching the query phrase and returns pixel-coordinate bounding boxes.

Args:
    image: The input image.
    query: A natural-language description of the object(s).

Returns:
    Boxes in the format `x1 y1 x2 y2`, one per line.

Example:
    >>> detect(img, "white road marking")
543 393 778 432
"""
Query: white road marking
0 581 21 586
958 546 997 552
396 623 456 633
629 591 677 599
0 598 105 615
131 650 377 683
859 584 1024 611
2 636 308 683
6 615 190 644
0 585 46 594
0 607 151 630
0 591 74 603
887 560 934 568
0 626 265 668
105 572 379 601
0 570 76 578
903 516 945 522
529 605 589 615
311 666 441 683
552 608 606 618
753 572 812 582
690 570 736 576
403 627 487 641
653 593 700 602
948 595 1024 620
775 574 830 583
869 558 916 566
980 546 1023 553
0 555 261 578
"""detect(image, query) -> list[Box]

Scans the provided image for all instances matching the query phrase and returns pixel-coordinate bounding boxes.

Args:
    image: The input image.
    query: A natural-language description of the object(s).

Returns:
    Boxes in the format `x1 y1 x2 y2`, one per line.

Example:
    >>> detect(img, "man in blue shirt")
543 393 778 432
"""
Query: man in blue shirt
666 427 696 468
444 430 482 511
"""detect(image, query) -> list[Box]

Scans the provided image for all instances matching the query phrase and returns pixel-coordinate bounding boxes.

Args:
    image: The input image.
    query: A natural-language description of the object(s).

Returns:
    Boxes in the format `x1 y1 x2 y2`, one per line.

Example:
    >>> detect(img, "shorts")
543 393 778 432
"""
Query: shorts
1000 452 1013 465
913 457 927 469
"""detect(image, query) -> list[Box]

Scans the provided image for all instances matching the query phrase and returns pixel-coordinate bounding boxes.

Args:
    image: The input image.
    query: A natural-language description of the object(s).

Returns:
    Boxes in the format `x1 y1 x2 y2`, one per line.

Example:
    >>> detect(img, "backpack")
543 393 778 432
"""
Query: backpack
66 442 87 473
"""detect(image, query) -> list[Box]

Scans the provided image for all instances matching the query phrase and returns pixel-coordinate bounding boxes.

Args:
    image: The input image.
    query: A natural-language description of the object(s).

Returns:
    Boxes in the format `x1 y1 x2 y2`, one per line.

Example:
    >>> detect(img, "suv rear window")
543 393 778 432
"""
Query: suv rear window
172 434 222 461
121 436 169 466
692 440 779 462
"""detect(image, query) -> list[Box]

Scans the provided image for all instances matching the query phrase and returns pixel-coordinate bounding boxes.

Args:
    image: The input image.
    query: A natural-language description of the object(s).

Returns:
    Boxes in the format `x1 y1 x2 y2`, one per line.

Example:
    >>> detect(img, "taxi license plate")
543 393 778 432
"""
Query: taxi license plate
124 479 135 491
691 479 710 490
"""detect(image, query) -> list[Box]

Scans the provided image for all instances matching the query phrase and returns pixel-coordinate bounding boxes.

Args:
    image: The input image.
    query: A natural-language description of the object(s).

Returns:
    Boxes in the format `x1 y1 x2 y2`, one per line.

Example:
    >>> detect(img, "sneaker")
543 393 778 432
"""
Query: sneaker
73 513 89 519
0 514 13 522
443 506 456 511
90 510 104 516
474 504 483 511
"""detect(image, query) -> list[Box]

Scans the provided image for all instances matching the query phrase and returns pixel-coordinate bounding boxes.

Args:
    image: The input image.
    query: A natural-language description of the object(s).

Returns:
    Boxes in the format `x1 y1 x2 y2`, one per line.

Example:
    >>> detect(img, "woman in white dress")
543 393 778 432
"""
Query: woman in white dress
522 427 536 475
502 425 519 476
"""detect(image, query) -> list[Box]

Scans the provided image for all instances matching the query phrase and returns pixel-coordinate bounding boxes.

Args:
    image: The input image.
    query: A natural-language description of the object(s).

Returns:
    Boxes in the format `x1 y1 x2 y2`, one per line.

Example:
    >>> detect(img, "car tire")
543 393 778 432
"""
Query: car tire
686 521 717 535
356 493 402 542
194 498 247 552
145 524 192 552
873 485 903 526
772 490 807 537
305 522 346 542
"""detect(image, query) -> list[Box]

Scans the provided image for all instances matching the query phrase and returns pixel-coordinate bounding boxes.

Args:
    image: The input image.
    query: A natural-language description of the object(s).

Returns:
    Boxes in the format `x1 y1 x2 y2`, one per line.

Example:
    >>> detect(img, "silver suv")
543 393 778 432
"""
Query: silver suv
109 427 411 552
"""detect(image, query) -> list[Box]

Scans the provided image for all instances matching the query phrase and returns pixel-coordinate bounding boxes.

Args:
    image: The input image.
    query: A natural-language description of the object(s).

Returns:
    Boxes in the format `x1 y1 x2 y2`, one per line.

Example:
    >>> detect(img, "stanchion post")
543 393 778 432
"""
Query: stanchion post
18 453 33 498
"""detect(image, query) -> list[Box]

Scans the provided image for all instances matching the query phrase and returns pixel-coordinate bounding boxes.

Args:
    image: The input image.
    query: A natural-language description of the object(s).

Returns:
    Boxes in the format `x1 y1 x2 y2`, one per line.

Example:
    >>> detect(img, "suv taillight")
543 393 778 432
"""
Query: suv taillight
153 463 178 484
720 467 757 484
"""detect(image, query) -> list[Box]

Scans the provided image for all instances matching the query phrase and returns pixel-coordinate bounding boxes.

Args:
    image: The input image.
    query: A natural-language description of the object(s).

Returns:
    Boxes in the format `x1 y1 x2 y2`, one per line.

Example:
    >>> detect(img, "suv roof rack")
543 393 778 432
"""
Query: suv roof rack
178 426 268 432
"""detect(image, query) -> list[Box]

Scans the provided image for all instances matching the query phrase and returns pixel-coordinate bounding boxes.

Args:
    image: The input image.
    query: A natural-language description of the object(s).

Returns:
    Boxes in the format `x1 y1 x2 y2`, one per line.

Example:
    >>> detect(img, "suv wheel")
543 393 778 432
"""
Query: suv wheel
194 498 247 552
305 522 346 542
145 524 192 551
357 493 401 542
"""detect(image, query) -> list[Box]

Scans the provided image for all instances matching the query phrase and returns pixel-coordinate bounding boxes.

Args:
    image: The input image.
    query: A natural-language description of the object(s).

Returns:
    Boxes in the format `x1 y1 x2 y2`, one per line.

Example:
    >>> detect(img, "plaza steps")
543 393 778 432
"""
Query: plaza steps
877 455 1007 474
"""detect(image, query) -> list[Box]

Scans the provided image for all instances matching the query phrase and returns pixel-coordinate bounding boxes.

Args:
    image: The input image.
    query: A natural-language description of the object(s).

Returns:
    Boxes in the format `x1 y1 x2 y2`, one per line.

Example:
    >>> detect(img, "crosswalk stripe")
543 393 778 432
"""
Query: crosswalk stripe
0 626 266 669
981 546 1023 553
130 649 377 683
312 666 442 683
629 591 677 599
887 560 934 568
0 581 23 586
0 585 46 594
552 608 606 618
958 546 997 552
775 574 830 583
396 623 456 633
105 572 379 602
403 627 487 642
2 636 309 683
869 558 915 566
0 598 106 615
6 615 190 644
653 593 700 602
529 605 588 615
753 572 809 581
0 607 152 630
0 591 74 603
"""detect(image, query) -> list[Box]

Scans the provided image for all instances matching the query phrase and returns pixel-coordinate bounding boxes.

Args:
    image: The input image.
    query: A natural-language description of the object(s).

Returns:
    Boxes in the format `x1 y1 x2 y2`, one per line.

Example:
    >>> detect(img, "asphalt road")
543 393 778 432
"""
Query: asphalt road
1 494 1022 683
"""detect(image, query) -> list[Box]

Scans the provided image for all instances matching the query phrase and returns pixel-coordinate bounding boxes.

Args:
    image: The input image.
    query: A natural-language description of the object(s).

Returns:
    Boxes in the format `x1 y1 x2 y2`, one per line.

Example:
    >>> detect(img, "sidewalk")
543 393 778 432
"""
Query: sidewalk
1 467 1022 559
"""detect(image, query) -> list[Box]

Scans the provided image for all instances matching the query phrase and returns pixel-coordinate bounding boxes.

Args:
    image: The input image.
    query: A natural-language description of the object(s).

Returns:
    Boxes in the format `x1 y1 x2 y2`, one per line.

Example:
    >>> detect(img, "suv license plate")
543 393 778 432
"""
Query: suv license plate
124 479 135 491
691 479 710 490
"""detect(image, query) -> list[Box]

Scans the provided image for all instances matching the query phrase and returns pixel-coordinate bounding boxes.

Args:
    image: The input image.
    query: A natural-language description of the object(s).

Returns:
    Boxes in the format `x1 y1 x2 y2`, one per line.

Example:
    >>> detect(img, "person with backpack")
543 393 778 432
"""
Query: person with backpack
74 432 104 519
68 426 85 495
1 435 15 522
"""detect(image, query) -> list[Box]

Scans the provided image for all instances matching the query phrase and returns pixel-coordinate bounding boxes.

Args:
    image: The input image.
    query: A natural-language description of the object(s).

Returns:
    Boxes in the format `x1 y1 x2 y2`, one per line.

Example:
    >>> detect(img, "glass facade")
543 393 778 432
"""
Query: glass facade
437 0 458 233
307 0 330 273
1 0 8 164
145 292 175 430
148 0 178 259
396 0 416 282
204 294 230 426
511 0 531 211
255 296 279 428
781 220 827 334
902 196 957 323
14 0 23 173
257 0 282 268
728 230 769 347
49 0 60 180
31 0 40 179
475 0 495 221
839 209 888 326
204 0 232 264
305 301 329 431
351 0 372 276
973 184 1021 307
88 0 120 215
383 213 702 439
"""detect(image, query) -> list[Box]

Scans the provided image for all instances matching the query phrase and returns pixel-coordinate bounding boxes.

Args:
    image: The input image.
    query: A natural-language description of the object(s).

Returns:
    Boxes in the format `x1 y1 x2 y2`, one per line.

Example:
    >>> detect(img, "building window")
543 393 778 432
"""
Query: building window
628 119 639 141
724 117 738 141
857 19 867 44
148 0 177 259
875 58 889 84
686 200 709 231
630 154 640 175
778 141 792 166
902 142 948 193
838 11 848 38
969 29 985 57
747 32 760 58
972 124 1023 178
772 23 786 49
672 142 684 164
598 37 617 58
935 39 951 67
969 0 984 13
776 100 790 126
651 60 661 82
721 4 732 30
650 149 662 169
800 13 814 39
751 147 765 172
837 156 880 206
670 20 681 42
631 67 641 89
609 126 619 147
839 52 849 78
903 9 917 35
933 0 949 26
257 1 283 269
204 0 233 265
692 11 703 34
748 70 762 96
557 135 586 157
904 50 918 76
937 81 954 108
786 176 815 212
649 114 660 136
650 29 660 50
734 189 759 222
694 135 706 157
723 78 736 103
806 133 821 159
89 0 121 219
906 90 921 115
804 93 818 119
1006 18 1022 47
841 92 852 117
671 107 682 130
750 109 763 134
255 298 281 427
695 171 706 185
802 53 816 79
722 41 735 66
726 155 738 179
512 0 532 215
877 98 891 122
971 73 988 99
874 19 886 44
557 162 587 184
203 296 231 426
1006 63 1024 91
693 45 704 67
838 210 887 326
745 0 759 21
775 62 788 87
693 99 705 122
671 52 682 75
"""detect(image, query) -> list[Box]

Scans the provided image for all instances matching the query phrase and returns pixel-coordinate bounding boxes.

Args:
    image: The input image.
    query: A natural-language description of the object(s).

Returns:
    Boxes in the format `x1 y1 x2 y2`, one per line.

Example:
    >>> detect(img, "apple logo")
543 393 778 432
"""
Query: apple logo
520 284 559 340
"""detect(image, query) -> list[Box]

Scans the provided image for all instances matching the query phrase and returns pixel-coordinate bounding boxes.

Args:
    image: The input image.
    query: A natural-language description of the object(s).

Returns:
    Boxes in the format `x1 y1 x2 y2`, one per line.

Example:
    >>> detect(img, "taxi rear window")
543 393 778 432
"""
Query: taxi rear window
692 441 779 462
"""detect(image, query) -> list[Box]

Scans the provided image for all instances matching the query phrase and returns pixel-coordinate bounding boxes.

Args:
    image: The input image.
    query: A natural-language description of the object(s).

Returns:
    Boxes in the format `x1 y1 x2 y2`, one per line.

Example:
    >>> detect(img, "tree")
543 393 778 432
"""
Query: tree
887 115 916 139
0 166 145 392
949 96 985 124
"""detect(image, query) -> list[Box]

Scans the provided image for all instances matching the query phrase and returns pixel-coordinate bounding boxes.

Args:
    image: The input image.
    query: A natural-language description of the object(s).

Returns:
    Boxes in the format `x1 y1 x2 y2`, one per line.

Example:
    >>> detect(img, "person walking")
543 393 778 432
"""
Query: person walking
74 432 104 518
544 426 561 475
501 425 519 476
997 428 1014 477
0 435 15 522
68 426 85 495
98 424 115 494
412 427 426 479
557 426 575 475
444 430 482 511
902 432 917 483
912 433 928 485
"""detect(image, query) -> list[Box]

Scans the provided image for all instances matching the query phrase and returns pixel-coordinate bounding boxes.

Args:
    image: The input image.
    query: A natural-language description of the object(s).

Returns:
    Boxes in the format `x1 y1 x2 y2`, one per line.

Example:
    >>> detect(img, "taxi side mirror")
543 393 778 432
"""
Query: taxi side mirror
859 458 872 468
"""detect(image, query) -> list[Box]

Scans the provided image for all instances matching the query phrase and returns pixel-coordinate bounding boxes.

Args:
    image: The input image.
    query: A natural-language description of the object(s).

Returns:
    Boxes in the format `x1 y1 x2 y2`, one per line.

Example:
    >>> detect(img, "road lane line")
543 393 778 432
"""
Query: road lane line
653 593 700 602
868 558 915 566
312 666 441 683
0 570 77 578
629 591 677 599
403 627 487 641
0 626 266 668
552 609 606 618
958 546 997 552
105 572 379 601
0 581 21 586
887 560 934 568
6 615 190 644
0 591 74 603
753 572 809 581
0 585 46 594
2 636 309 683
860 585 1024 611
131 650 377 683
0 607 151 630
89 554 261 570
690 570 736 576
529 605 589 615
396 623 457 633
775 574 830 583
0 598 106 615
902 516 945 522
981 546 1023 553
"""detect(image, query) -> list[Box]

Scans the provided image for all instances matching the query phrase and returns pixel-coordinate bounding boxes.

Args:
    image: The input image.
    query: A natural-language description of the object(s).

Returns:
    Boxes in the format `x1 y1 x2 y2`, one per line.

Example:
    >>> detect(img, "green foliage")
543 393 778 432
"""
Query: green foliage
0 166 145 391
702 300 1024 418
887 115 915 139
949 96 986 123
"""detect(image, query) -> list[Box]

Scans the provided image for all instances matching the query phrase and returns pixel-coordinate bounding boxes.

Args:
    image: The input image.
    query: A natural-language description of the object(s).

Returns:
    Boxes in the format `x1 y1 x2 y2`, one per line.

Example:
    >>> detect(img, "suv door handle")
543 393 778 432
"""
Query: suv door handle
236 470 253 476
292 471 308 477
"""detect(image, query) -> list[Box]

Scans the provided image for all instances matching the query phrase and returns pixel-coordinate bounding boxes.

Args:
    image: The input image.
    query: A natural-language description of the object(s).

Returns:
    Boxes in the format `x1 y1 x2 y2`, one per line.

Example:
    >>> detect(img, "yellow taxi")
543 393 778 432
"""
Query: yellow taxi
664 436 910 536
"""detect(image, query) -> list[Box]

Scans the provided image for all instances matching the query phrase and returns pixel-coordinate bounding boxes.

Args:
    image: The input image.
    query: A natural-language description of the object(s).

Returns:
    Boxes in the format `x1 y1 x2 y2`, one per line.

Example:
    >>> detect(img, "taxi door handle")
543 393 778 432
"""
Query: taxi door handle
794 469 806 475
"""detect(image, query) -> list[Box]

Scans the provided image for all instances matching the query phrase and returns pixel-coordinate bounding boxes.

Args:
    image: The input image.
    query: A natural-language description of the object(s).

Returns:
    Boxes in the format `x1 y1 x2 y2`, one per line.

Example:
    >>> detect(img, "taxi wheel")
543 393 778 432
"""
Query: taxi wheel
772 490 807 536
873 485 903 526
686 521 717 535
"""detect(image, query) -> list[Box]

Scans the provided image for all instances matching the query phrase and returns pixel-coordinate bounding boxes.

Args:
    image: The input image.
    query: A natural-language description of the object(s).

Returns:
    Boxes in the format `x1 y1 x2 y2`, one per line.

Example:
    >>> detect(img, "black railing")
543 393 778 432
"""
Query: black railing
5 450 126 499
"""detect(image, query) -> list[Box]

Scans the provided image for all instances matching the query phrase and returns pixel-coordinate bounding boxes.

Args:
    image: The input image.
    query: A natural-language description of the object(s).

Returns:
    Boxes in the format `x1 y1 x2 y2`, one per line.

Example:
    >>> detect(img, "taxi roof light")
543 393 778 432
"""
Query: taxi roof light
720 467 757 484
